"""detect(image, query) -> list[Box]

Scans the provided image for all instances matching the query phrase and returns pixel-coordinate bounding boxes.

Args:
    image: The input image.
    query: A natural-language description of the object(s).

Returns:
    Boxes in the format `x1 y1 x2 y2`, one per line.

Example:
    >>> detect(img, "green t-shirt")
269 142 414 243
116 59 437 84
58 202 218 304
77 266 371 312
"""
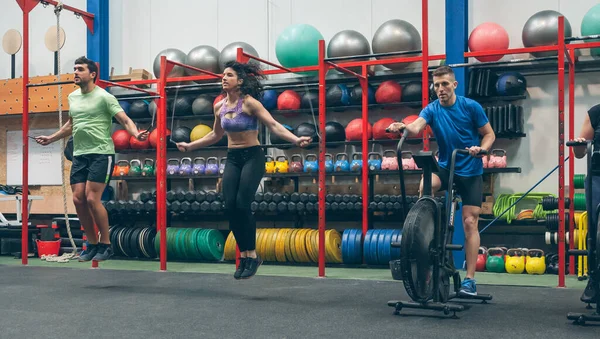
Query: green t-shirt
68 86 123 156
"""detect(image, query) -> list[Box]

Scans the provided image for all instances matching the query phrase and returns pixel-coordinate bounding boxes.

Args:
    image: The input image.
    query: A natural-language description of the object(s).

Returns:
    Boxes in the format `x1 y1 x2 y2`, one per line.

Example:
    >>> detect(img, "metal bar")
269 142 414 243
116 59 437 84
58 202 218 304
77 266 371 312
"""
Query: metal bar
21 2 31 266
566 34 600 42
110 79 158 86
465 45 558 58
568 46 575 276
41 0 95 33
11 54 16 79
565 47 573 66
54 51 58 75
325 61 365 80
97 79 159 96
166 59 222 79
336 55 424 69
422 0 430 151
557 16 566 288
113 95 161 101
262 65 320 75
239 49 294 73
447 56 557 69
360 64 369 248
567 41 600 51
26 80 74 87
324 49 422 62
165 81 221 90
158 56 168 272
318 39 327 278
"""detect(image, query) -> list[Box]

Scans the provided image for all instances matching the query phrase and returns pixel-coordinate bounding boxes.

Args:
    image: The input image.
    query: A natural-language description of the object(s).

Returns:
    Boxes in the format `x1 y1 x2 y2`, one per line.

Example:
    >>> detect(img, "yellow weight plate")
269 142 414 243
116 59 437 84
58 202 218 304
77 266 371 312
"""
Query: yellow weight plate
264 228 274 262
326 229 343 263
288 229 300 262
303 229 314 262
294 229 306 262
275 229 287 262
308 229 319 263
314 229 322 263
297 229 311 263
224 231 236 260
256 228 267 258
283 229 294 262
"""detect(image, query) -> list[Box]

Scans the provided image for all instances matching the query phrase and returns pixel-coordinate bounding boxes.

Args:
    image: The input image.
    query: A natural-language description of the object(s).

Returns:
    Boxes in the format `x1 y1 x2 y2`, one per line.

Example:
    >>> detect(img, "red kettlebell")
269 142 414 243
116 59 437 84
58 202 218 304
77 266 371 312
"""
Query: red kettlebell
476 247 488 272
489 149 507 168
401 151 416 170
290 154 303 173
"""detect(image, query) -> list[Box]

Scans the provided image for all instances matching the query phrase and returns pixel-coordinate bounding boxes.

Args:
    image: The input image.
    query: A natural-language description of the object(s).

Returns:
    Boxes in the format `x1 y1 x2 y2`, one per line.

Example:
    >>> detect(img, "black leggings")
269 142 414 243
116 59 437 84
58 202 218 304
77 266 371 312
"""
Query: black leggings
222 146 265 252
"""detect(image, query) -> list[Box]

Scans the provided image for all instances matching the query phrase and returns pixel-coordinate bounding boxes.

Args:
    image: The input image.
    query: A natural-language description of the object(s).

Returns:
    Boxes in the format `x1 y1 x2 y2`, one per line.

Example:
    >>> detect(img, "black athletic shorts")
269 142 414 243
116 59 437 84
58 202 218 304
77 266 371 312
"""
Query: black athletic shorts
70 153 115 185
436 166 483 207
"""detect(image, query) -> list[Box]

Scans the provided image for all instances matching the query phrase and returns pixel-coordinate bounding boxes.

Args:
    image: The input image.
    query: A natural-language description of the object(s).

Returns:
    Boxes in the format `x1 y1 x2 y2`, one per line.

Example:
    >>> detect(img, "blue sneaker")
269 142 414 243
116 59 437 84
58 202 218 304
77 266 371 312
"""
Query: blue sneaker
92 243 114 262
459 278 477 297
78 242 98 262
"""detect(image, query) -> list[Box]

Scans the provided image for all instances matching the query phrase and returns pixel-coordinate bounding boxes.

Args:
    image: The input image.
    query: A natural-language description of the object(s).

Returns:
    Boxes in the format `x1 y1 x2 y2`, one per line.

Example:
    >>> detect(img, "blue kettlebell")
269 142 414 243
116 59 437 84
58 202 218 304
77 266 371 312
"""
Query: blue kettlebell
205 157 219 175
368 152 382 171
325 153 334 173
335 153 350 172
304 154 319 173
350 153 363 172
167 158 180 175
219 157 227 175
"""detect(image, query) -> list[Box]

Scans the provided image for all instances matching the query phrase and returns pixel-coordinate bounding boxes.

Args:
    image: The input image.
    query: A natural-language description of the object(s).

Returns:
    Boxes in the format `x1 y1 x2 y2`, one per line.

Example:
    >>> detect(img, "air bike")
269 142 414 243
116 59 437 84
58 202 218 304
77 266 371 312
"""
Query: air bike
566 140 600 325
386 132 493 318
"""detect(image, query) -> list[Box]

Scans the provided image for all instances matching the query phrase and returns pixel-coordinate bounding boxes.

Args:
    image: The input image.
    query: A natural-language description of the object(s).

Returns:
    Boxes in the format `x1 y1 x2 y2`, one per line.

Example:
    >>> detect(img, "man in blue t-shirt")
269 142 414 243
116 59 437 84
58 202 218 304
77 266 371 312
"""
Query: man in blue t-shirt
387 66 496 297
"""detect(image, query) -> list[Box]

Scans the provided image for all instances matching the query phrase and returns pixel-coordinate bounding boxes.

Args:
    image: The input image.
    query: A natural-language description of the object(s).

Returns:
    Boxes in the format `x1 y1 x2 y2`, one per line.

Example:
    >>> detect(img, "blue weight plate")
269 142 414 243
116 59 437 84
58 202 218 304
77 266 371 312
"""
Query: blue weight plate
351 229 362 264
390 229 402 260
362 229 372 264
381 229 394 265
369 229 381 265
376 229 389 265
342 229 351 264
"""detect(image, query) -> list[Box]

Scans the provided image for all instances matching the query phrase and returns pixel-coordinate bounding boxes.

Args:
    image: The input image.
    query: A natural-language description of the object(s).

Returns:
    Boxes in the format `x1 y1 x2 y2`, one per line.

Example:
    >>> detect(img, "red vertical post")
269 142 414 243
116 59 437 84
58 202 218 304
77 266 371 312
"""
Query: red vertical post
318 40 327 277
360 65 369 239
21 4 31 265
568 47 575 276
158 56 169 271
421 0 430 151
557 16 566 288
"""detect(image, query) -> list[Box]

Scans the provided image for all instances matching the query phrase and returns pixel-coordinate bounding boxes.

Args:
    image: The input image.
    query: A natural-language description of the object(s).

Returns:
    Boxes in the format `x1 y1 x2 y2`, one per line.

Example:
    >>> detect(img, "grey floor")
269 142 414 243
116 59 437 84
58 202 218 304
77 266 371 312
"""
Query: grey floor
0 265 599 339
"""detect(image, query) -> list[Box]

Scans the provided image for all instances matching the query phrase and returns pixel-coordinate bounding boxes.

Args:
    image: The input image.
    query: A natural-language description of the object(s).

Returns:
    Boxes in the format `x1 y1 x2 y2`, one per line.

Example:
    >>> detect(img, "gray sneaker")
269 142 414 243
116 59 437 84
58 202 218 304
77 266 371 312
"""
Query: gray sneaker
92 243 114 262
78 243 99 262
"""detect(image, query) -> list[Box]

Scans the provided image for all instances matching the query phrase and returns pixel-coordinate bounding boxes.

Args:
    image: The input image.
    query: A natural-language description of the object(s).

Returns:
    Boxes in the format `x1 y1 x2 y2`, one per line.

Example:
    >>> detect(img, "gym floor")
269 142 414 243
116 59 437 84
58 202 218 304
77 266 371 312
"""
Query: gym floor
0 258 598 338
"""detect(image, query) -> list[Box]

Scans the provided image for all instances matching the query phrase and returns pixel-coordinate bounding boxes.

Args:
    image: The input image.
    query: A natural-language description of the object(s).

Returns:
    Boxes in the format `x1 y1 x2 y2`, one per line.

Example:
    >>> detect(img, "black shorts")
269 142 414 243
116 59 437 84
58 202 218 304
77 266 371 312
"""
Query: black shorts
70 154 115 185
436 166 483 207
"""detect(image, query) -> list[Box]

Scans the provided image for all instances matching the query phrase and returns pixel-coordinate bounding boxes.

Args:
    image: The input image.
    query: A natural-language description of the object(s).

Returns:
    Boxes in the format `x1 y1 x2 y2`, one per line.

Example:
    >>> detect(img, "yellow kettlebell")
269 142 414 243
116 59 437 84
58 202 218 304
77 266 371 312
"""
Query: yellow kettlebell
525 249 546 275
265 155 276 174
505 248 525 274
275 155 289 173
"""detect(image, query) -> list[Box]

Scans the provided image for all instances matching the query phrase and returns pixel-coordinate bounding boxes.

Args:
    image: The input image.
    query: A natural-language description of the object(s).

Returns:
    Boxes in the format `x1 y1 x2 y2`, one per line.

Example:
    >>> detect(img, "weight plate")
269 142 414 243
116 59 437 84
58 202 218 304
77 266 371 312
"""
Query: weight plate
377 229 388 265
128 228 142 258
120 228 132 257
154 228 161 256
312 230 320 263
204 229 225 261
147 228 157 259
224 231 236 260
184 228 197 260
268 228 279 262
174 228 186 260
390 229 402 260
296 229 310 262
138 228 147 258
369 229 381 265
197 229 211 260
275 229 288 262
283 229 294 262
381 229 394 265
256 228 266 259
342 229 351 263
326 229 343 263
288 229 300 262
363 230 374 264
351 229 362 264
307 229 318 263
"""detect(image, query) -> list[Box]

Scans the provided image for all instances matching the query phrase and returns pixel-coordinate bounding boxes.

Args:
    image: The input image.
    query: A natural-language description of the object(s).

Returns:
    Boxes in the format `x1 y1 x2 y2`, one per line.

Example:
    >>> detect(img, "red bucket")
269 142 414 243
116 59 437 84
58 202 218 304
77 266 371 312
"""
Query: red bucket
36 239 61 258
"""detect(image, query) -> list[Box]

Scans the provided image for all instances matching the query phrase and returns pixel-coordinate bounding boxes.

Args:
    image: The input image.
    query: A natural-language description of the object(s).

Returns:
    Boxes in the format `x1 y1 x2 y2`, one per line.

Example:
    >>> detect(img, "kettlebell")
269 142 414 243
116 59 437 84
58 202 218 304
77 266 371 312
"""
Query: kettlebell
482 153 489 168
401 151 416 170
368 152 382 171
334 153 350 172
142 158 155 177
219 157 227 175
505 248 525 274
167 158 180 175
486 247 505 273
116 160 130 176
476 247 487 272
205 157 219 175
324 153 334 173
265 155 276 174
179 157 193 176
129 159 142 176
488 149 507 168
350 153 363 172
275 155 289 173
304 154 319 173
525 249 546 275
382 150 399 170
290 154 303 173
192 157 206 175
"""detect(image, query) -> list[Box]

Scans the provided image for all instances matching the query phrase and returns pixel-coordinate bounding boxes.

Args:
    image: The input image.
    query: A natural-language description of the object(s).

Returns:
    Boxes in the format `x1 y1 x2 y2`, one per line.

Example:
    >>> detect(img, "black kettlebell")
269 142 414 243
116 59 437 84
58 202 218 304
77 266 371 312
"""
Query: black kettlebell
64 136 73 161
294 122 318 148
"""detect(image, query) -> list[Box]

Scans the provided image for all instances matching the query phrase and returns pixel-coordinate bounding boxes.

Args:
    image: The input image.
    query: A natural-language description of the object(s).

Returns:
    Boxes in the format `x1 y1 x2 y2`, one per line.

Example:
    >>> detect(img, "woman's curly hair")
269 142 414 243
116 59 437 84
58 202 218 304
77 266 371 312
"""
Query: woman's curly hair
222 61 267 100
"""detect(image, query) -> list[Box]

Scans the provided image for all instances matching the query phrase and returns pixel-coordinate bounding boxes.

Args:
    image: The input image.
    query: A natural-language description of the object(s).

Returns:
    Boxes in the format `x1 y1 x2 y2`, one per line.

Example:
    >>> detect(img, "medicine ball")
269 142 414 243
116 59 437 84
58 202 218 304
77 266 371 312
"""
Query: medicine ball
373 118 397 140
190 124 212 142
112 129 131 150
119 101 131 115
64 136 73 161
402 81 422 102
301 91 319 109
128 100 150 119
429 83 438 101
295 122 318 148
375 80 402 104
270 124 294 149
277 90 301 110
130 135 150 149
325 121 346 142
350 84 375 105
345 119 372 141
261 90 279 110
402 114 432 143
172 126 192 143
496 72 527 96
172 95 194 116
192 94 215 115
149 128 171 148
326 84 351 106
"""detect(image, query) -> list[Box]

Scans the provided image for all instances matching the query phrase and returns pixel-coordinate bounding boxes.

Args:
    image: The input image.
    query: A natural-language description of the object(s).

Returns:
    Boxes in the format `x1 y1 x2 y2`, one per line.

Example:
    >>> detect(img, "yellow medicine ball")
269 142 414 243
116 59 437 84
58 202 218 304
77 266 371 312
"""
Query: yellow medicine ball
190 124 212 141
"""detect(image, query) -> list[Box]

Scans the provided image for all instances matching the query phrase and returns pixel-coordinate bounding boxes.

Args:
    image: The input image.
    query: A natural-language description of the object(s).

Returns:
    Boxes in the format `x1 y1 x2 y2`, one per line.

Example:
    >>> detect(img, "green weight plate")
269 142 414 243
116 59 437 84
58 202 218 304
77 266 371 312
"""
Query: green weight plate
175 228 187 260
203 229 226 261
196 229 210 260
183 228 196 260
189 228 202 260
154 228 161 255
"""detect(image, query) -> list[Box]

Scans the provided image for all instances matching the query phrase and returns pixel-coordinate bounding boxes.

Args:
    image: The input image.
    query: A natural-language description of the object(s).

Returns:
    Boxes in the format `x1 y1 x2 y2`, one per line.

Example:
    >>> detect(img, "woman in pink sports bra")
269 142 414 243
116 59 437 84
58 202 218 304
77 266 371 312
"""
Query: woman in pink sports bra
176 61 312 279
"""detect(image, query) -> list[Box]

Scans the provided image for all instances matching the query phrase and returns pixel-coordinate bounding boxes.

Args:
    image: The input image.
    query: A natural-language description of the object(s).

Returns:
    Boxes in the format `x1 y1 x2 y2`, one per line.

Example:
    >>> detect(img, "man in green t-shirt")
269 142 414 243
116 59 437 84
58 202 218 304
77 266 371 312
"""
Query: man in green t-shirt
35 56 148 262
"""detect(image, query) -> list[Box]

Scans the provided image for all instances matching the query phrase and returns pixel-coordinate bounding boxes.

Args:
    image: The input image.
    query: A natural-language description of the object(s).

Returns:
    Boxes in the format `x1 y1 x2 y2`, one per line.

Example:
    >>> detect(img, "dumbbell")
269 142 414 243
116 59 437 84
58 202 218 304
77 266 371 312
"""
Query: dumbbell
334 194 343 203
278 201 288 212
263 192 273 202
259 201 268 212
181 201 191 213
325 202 331 210
339 202 348 211
133 200 145 213
210 201 222 212
389 195 397 203
200 201 210 212
342 195 352 203
116 201 128 215
140 191 155 203
184 191 197 203
290 192 300 203
251 201 259 212
255 193 264 202
191 201 201 213
175 190 186 202
195 190 206 202
171 201 182 213
167 190 177 202
273 193 283 203
300 193 310 203
268 202 277 212
306 202 315 213
381 195 390 203
331 202 339 211
309 194 318 203
354 201 362 211
144 200 156 212
326 194 335 203
206 191 217 202
386 202 394 210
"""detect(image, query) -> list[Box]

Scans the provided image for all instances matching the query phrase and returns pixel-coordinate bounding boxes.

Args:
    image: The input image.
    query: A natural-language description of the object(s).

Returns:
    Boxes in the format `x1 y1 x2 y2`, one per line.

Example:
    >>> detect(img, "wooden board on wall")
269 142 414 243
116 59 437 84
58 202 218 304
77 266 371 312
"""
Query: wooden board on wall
0 114 76 215
0 74 78 115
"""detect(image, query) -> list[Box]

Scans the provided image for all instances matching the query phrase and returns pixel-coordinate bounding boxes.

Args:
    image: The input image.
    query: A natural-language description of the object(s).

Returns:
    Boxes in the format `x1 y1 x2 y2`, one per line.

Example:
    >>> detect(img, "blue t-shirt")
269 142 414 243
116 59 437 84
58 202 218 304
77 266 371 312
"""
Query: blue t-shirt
419 96 489 177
